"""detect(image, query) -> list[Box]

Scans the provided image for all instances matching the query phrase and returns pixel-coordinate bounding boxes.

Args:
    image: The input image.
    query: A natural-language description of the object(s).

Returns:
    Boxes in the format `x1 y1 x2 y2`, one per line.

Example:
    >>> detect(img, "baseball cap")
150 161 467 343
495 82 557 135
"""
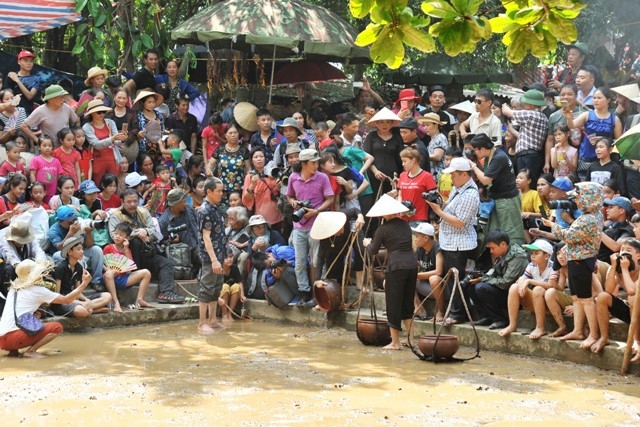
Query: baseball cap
79 180 100 194
603 196 633 214
56 206 77 221
550 178 573 192
398 117 419 130
17 50 36 60
125 172 148 187
411 222 435 236
299 149 320 162
166 189 186 206
523 239 554 255
442 157 471 174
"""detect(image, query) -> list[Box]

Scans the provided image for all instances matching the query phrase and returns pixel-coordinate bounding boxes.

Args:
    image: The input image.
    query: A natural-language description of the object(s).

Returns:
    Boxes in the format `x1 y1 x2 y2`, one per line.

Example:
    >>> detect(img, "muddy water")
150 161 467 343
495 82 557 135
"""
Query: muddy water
1 320 639 426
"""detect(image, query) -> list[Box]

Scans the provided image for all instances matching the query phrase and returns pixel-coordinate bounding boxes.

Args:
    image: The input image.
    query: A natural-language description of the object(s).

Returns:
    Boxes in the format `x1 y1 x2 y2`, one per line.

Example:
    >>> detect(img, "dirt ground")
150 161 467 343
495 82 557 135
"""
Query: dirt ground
1 320 639 426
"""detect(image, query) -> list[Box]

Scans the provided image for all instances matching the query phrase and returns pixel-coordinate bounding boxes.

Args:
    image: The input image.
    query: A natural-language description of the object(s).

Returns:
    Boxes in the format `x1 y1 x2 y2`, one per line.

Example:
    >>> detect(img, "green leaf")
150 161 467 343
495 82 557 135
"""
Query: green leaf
94 10 106 27
489 15 519 33
450 0 483 15
434 20 474 56
76 22 88 35
93 27 104 40
401 24 436 52
132 39 142 58
421 0 457 20
504 28 531 63
71 44 84 55
75 0 89 13
370 25 404 69
355 23 383 47
370 4 394 24
471 16 492 40
349 0 375 19
411 15 431 29
546 11 578 43
87 0 98 16
141 34 155 49
513 7 544 25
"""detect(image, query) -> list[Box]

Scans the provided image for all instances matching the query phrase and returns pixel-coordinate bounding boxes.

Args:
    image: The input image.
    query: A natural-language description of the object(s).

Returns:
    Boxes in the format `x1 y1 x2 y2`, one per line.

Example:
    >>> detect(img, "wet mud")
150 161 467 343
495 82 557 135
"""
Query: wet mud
1 320 639 426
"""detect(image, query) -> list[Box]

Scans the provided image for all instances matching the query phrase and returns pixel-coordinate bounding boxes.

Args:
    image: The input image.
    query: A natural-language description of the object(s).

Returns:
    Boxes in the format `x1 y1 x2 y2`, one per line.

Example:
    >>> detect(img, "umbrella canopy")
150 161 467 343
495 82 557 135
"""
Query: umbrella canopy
0 0 82 40
272 60 346 86
615 123 640 160
171 0 370 64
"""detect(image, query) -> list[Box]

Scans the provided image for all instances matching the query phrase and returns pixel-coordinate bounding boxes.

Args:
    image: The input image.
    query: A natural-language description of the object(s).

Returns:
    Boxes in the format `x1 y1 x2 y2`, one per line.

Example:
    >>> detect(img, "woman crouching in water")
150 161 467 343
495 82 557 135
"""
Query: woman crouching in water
364 194 418 350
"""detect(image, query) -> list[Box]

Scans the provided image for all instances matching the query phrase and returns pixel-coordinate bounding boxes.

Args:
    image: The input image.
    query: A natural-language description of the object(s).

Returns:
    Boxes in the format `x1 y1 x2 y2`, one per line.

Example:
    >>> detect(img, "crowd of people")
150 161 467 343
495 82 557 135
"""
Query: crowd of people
0 44 639 362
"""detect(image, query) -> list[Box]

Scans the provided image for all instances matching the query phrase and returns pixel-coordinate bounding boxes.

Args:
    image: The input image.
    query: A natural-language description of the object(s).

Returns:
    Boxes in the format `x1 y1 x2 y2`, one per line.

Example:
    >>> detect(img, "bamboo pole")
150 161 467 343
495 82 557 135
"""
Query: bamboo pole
621 291 640 374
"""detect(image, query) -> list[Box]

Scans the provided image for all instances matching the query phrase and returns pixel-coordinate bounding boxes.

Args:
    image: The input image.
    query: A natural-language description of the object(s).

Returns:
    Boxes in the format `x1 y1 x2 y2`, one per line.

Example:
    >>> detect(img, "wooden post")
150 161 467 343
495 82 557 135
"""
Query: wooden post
621 292 640 375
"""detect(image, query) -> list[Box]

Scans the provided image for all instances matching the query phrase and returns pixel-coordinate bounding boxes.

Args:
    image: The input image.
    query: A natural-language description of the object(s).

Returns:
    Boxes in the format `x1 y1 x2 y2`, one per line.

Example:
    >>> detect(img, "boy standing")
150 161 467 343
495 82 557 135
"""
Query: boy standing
6 50 40 114
498 239 554 339
197 177 227 334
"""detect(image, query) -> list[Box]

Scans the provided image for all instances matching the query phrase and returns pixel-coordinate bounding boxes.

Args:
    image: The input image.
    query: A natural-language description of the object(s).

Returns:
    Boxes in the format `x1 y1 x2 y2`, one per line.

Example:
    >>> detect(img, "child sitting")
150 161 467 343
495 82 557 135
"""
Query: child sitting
102 223 153 313
218 249 246 322
498 239 554 339
0 141 26 177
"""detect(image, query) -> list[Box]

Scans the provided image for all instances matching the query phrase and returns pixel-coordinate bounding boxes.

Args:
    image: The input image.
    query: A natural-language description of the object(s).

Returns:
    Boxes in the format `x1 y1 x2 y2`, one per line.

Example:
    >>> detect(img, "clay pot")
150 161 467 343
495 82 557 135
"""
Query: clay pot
372 267 385 289
374 248 388 267
313 279 342 313
417 334 460 359
356 317 392 346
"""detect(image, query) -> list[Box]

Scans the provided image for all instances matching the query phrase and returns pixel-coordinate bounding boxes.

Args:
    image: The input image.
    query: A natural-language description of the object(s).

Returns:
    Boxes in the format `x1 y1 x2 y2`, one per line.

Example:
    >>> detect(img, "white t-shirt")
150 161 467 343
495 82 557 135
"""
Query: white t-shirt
0 287 59 336
468 112 503 145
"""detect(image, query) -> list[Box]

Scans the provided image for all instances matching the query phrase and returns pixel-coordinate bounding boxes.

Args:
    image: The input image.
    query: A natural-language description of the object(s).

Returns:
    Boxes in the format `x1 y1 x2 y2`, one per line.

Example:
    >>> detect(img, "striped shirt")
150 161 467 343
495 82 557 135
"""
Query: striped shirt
439 178 479 251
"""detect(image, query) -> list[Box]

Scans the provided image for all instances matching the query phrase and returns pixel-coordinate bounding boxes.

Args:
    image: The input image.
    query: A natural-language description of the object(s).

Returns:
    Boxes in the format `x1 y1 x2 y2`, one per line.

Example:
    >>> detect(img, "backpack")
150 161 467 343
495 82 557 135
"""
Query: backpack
166 242 193 280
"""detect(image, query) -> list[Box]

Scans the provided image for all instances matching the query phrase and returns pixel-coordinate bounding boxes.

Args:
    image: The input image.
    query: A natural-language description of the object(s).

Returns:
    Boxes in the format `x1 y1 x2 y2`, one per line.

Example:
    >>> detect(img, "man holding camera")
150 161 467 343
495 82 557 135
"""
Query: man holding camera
599 197 634 262
47 206 105 291
286 149 334 306
159 188 202 279
425 157 479 325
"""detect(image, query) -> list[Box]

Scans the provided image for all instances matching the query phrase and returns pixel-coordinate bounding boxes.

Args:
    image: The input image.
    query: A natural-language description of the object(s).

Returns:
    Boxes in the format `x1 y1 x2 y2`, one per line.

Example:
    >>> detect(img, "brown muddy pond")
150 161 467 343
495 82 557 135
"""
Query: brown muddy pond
1 320 639 426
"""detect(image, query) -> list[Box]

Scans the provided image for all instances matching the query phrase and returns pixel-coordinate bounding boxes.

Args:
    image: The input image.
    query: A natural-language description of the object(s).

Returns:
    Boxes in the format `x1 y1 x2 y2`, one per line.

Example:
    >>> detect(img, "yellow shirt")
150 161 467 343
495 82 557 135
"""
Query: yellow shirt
438 172 453 202
521 189 542 213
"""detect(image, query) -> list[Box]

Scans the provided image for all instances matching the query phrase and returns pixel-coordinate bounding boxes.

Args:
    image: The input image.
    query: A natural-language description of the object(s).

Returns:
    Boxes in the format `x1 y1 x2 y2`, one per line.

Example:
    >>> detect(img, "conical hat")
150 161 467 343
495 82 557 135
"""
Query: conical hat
366 194 409 217
234 102 259 132
367 107 401 125
310 211 347 240
612 83 640 100
449 100 475 115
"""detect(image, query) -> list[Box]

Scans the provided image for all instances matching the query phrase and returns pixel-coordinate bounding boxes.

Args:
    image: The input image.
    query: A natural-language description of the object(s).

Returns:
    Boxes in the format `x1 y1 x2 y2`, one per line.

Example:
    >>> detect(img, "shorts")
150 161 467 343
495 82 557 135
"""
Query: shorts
50 302 80 318
115 273 131 290
0 322 63 351
415 279 433 299
609 293 631 323
197 262 224 303
567 258 596 299
220 283 241 297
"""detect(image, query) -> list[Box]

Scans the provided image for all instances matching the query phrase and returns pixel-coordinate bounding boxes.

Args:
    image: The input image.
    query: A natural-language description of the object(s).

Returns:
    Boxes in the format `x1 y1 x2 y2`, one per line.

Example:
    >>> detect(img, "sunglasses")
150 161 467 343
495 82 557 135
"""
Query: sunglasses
95 111 107 115
474 99 488 104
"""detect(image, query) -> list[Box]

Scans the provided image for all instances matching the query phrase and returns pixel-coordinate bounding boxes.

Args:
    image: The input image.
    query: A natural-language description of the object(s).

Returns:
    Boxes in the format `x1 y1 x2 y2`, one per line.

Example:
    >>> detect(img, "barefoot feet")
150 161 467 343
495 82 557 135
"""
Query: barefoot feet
498 325 517 337
382 343 401 351
528 328 547 340
136 299 154 309
590 337 609 353
559 331 585 341
197 324 215 335
579 335 598 350
22 351 46 358
549 326 567 338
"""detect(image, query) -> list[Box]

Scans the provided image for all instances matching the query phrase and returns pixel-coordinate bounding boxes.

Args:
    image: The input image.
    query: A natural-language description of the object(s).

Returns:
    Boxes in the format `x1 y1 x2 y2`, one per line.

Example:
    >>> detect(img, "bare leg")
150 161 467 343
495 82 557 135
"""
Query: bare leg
383 327 402 350
227 291 240 321
103 270 122 313
591 292 611 353
499 285 520 337
23 333 61 358
430 275 445 321
355 270 364 291
580 297 599 349
198 301 214 334
529 287 548 340
208 301 225 329
88 292 112 313
130 269 153 308
560 295 586 341
545 289 568 337
413 293 427 318
218 295 230 321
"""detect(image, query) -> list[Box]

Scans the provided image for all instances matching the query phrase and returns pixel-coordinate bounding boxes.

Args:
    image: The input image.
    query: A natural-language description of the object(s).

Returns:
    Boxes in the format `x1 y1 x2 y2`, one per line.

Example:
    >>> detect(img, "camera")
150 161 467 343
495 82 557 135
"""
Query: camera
422 189 442 205
615 252 635 274
77 218 107 230
400 200 416 217
167 223 188 240
464 149 477 163
459 270 484 290
292 200 313 222
270 258 288 270
547 199 576 211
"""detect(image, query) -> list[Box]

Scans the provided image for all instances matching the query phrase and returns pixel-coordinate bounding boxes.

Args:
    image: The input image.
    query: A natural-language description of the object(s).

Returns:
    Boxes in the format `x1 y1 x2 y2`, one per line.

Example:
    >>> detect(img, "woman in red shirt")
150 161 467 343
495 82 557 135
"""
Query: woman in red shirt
97 173 122 210
395 147 437 224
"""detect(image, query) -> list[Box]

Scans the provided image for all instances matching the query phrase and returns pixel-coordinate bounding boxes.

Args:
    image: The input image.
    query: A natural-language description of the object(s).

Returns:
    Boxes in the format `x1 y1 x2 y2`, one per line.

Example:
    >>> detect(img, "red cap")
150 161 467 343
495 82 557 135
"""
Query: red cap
17 50 36 60
395 88 421 105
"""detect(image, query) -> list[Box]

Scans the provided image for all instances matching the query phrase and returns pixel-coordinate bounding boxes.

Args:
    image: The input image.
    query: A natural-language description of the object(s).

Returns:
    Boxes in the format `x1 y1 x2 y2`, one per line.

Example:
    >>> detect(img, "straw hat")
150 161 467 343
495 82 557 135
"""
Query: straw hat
367 107 401 125
310 211 347 240
84 66 108 86
285 144 302 156
449 100 475 115
248 214 269 228
417 112 445 126
6 221 35 244
84 99 112 117
132 90 162 109
366 194 409 217
11 259 54 290
234 102 259 132
612 83 640 101
61 236 84 258
277 117 303 136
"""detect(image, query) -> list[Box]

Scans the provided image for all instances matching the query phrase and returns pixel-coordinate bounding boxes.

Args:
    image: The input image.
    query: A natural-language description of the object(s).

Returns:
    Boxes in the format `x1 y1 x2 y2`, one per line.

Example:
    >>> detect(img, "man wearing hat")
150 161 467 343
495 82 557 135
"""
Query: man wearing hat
0 221 48 283
411 222 445 322
124 48 160 95
125 172 150 205
423 85 456 135
47 206 105 291
502 89 550 182
425 157 479 325
549 42 589 90
287 148 334 306
598 196 634 262
398 117 430 173
21 84 80 146
248 108 285 163
6 50 40 114
459 88 502 144
159 188 202 279
273 117 310 168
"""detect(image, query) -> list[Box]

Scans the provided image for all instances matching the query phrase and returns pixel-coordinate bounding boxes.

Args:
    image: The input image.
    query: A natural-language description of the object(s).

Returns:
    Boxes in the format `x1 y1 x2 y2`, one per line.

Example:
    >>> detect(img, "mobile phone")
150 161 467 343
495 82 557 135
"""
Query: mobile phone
353 81 363 89
560 100 568 111
122 123 129 133
400 100 409 110
535 218 543 228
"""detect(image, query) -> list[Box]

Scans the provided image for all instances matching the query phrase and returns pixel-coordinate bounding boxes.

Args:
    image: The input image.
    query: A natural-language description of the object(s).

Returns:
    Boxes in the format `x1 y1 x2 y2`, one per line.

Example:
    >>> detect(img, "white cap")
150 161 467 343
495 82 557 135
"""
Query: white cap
411 222 435 236
442 157 472 174
125 172 148 187
523 239 554 255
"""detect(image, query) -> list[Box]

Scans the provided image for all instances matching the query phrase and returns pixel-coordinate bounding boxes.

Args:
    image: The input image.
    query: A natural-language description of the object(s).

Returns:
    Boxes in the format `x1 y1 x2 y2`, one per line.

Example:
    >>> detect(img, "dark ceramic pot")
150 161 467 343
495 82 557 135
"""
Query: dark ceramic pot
372 267 385 289
313 279 342 313
356 317 392 346
417 334 460 359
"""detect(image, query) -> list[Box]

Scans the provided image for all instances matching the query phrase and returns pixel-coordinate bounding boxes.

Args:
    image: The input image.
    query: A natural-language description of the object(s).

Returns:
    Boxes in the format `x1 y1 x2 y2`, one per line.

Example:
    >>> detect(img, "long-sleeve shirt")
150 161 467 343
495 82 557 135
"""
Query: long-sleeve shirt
481 244 528 291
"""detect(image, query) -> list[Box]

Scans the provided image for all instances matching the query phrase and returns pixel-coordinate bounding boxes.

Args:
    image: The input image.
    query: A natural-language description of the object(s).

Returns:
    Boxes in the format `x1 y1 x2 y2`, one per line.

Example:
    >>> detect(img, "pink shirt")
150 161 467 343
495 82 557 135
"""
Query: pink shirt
53 147 81 188
0 160 25 177
29 155 63 200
